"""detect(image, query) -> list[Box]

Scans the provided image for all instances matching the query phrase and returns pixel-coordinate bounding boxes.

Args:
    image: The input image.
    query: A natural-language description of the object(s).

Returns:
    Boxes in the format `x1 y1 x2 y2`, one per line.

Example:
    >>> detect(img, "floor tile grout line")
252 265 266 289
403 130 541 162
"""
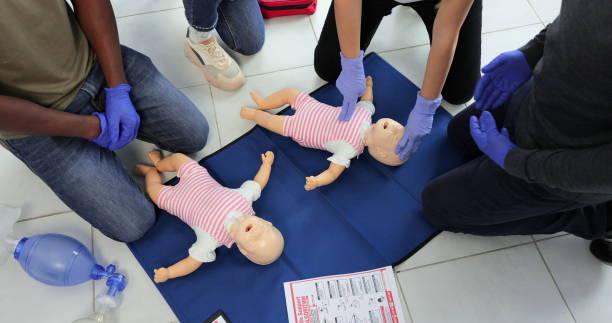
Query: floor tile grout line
307 15 320 43
395 273 416 323
16 210 74 223
533 233 570 243
91 226 96 313
207 84 224 149
533 240 578 323
481 22 544 36
178 64 317 91
525 0 546 24
115 6 184 20
395 240 536 274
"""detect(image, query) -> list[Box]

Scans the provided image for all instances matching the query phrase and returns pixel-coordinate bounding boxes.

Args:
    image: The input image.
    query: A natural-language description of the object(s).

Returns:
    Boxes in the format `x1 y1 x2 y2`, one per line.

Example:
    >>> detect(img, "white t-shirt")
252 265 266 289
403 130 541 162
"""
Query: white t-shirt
325 100 375 168
188 180 262 262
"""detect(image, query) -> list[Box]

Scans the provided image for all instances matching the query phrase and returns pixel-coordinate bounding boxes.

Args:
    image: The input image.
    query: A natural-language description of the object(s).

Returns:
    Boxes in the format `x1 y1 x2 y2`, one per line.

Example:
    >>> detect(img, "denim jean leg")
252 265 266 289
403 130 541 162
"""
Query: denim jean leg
119 46 209 153
1 89 155 243
216 0 265 55
183 0 225 31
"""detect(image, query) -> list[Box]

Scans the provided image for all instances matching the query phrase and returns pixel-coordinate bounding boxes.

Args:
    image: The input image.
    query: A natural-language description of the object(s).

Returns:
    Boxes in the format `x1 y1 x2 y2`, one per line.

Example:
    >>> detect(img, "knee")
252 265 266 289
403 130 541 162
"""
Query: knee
444 91 475 106
170 108 210 154
237 36 264 56
227 30 265 56
314 45 341 82
442 76 478 105
177 123 209 154
103 201 156 243
421 182 461 230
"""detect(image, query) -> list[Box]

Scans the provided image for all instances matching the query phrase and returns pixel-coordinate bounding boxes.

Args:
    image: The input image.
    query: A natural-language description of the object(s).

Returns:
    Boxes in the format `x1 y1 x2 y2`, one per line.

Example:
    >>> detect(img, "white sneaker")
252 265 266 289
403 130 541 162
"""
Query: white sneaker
184 30 245 91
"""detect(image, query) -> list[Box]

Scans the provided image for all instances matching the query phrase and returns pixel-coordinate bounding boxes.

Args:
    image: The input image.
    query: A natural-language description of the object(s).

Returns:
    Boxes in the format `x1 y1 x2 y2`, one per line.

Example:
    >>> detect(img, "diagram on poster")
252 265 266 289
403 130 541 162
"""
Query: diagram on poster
283 266 406 323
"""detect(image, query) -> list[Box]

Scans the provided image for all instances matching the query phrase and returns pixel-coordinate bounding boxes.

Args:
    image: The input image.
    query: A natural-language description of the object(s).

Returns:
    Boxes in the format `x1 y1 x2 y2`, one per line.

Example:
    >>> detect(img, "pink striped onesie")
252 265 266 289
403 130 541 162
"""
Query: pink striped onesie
283 92 374 167
157 161 257 249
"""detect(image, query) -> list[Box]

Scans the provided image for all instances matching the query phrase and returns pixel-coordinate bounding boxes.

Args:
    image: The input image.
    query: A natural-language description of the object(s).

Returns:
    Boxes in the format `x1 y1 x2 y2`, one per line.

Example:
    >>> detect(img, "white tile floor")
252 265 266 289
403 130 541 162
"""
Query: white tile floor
4 1 606 323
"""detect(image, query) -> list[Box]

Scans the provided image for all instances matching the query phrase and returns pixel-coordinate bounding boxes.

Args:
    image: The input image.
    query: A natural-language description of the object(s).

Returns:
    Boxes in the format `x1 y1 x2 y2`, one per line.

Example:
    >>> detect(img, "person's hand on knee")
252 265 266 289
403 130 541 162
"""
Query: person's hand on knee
91 84 140 150
469 111 517 168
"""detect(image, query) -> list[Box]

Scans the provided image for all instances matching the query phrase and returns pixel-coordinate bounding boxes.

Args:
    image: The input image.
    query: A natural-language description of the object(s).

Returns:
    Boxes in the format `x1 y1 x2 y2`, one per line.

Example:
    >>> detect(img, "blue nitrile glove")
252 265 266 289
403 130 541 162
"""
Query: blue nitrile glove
395 92 442 160
469 111 517 168
336 51 366 121
91 83 140 151
474 50 532 110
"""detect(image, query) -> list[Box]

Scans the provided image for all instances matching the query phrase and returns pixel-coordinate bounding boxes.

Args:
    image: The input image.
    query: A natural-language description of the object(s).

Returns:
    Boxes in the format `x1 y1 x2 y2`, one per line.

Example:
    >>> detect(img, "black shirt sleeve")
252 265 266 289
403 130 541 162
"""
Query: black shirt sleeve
518 25 550 69
504 144 612 195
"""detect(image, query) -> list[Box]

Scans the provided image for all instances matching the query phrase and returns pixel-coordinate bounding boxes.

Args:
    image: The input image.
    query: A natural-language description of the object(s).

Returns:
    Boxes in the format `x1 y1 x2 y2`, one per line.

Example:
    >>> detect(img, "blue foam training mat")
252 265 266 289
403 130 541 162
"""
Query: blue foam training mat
128 53 466 323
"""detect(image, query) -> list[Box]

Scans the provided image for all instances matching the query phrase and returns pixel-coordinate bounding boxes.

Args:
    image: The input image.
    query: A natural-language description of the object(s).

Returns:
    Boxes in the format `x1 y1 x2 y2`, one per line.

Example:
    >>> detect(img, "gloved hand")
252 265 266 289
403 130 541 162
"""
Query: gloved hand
469 111 517 168
395 92 442 160
336 51 366 121
90 83 140 151
474 50 532 110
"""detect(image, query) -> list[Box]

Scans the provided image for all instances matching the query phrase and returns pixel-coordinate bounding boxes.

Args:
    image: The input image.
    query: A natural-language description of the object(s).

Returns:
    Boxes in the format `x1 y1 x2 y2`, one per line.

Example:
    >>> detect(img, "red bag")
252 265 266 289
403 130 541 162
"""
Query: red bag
257 0 317 18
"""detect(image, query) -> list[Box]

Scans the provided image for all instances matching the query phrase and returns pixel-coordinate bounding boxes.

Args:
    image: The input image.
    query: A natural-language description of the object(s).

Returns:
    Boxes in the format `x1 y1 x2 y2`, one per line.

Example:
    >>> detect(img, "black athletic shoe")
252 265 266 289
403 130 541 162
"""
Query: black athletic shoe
590 239 612 263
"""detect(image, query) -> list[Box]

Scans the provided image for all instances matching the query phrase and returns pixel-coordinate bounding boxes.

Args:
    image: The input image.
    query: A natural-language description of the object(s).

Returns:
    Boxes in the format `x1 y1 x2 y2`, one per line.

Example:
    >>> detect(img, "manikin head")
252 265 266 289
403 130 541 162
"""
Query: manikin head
364 118 407 166
228 215 284 265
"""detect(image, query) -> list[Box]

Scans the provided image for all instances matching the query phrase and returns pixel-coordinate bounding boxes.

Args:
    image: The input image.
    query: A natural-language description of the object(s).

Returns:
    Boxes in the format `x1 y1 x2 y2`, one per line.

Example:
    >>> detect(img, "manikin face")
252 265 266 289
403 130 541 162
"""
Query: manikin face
229 215 284 265
366 118 406 166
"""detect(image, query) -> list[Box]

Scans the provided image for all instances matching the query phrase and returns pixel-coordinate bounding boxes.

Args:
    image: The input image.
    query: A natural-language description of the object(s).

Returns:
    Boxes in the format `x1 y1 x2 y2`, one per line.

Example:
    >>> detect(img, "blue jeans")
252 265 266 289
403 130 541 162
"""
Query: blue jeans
183 0 265 55
1 46 209 242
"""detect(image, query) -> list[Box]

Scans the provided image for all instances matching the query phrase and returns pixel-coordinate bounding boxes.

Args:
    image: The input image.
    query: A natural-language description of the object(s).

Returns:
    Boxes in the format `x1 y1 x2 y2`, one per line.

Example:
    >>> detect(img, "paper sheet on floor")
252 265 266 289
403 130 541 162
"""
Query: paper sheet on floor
283 266 406 323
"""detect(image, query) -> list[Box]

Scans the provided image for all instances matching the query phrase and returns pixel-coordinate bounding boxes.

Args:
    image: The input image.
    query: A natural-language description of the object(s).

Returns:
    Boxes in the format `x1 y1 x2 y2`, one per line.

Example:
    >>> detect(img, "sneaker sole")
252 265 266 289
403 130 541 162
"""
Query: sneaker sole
184 42 246 91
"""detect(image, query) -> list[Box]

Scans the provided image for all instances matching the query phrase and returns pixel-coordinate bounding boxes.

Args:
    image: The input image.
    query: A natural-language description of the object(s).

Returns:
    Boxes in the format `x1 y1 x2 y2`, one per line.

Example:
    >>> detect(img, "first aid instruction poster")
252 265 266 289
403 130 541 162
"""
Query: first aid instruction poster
283 266 407 323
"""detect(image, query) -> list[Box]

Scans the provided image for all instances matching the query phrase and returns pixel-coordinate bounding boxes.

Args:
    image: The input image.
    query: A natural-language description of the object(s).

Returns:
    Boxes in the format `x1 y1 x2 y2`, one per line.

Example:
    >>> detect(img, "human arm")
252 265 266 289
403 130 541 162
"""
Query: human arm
333 0 365 121
305 162 346 191
395 0 473 159
71 0 140 150
420 0 473 100
518 25 549 70
334 0 361 59
253 151 275 190
71 0 126 87
153 256 203 283
505 144 612 194
0 95 100 139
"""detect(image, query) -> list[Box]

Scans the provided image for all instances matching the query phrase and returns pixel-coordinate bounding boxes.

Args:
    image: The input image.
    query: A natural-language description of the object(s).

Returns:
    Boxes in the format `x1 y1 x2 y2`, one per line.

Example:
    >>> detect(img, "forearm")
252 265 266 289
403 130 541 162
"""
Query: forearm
334 0 361 59
420 0 473 100
519 25 549 69
0 95 99 139
253 164 272 190
72 0 126 87
505 145 612 194
167 256 203 279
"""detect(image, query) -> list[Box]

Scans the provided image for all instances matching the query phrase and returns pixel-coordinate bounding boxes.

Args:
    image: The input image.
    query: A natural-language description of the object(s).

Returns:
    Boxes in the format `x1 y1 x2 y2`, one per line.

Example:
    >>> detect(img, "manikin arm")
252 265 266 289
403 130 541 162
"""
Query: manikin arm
253 151 275 190
154 256 202 283
305 162 346 191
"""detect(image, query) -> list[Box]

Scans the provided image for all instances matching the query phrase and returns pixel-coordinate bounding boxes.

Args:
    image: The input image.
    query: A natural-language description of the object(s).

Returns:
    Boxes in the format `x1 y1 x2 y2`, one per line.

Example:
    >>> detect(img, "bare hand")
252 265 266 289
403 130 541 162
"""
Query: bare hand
304 176 319 191
261 151 275 166
154 267 170 283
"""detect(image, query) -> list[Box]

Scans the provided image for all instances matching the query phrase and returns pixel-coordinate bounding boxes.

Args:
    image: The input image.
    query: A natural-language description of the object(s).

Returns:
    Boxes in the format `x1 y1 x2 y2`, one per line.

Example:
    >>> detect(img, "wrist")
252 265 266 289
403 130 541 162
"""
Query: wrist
81 115 102 140
105 83 132 94
415 92 442 113
340 50 364 64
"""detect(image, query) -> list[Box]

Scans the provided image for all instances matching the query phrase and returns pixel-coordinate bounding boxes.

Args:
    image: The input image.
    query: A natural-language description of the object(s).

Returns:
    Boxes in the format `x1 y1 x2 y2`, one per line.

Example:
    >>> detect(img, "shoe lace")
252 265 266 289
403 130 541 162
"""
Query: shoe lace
202 41 229 68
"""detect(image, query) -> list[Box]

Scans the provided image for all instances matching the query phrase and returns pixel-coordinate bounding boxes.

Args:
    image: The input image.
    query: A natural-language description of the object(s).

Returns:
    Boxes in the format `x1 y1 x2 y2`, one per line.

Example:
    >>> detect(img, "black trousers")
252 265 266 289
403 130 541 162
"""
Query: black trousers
422 81 611 240
313 0 482 105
